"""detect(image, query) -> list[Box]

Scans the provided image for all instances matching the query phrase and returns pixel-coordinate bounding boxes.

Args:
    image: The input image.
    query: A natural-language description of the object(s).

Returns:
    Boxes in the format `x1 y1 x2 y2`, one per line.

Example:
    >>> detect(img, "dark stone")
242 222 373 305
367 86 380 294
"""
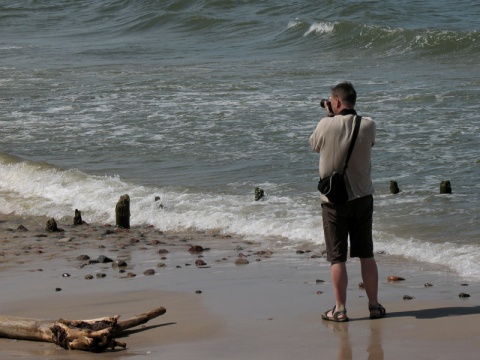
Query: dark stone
195 290 202 294
55 288 62 292
17 225 28 231
390 180 400 194
459 293 470 298
143 269 155 275
158 249 169 254
403 295 414 300
62 273 70 277
388 275 405 282
115 194 130 229
424 283 433 287
85 275 94 280
157 263 166 268
96 273 106 278
254 187 264 201
316 279 325 284
126 272 136 278
97 255 113 263
440 180 452 194
76 255 90 261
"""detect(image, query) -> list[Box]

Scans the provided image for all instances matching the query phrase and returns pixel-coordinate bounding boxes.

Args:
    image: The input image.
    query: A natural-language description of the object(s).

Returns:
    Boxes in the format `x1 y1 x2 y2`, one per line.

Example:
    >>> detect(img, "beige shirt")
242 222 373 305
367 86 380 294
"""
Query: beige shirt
309 113 375 202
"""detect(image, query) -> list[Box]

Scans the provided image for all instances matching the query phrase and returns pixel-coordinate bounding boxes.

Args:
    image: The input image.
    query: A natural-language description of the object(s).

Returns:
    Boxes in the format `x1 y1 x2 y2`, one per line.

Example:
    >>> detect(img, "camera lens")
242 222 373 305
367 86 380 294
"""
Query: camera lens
320 99 330 108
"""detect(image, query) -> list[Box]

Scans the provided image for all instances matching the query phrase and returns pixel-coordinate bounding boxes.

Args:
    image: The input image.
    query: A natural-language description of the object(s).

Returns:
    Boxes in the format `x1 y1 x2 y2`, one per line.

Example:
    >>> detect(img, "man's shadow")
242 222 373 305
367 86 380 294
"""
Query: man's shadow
376 305 480 320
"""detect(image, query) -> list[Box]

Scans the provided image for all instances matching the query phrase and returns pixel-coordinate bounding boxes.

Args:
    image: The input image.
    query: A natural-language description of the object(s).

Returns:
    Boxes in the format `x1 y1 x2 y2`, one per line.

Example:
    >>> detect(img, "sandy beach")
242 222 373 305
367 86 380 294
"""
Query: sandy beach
1 213 479 360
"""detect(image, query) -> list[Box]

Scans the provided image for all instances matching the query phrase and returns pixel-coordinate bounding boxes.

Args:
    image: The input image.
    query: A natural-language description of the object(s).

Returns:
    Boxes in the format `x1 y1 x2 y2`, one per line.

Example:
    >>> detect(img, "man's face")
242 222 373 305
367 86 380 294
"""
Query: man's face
330 93 340 115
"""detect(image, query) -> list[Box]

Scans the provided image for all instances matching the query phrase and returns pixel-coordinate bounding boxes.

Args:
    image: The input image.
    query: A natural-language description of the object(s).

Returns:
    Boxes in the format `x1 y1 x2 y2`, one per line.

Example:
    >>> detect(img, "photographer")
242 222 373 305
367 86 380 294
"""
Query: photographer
309 82 385 322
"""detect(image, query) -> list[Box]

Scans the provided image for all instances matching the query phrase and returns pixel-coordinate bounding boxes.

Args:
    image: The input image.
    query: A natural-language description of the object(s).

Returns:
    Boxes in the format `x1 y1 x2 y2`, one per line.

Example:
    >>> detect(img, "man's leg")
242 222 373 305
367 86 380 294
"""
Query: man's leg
328 261 348 320
360 257 378 306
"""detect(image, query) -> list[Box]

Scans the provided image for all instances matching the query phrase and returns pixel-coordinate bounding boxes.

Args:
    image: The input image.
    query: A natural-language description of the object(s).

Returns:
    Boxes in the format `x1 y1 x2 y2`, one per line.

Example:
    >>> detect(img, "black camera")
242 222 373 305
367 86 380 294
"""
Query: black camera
320 99 331 109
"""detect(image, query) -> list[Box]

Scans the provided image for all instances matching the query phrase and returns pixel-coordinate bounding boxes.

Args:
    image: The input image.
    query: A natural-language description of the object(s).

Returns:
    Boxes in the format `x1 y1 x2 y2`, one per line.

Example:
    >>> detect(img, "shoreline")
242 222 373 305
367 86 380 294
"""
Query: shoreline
1 213 479 359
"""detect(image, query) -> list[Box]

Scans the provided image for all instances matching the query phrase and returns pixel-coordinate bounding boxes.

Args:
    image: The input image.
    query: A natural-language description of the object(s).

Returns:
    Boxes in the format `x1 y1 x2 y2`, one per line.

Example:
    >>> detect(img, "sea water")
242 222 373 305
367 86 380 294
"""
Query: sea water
1 0 479 279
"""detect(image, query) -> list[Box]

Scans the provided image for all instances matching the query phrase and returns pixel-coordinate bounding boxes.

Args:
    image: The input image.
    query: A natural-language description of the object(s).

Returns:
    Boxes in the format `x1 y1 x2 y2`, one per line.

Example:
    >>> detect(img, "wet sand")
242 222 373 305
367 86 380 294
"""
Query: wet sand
1 213 479 359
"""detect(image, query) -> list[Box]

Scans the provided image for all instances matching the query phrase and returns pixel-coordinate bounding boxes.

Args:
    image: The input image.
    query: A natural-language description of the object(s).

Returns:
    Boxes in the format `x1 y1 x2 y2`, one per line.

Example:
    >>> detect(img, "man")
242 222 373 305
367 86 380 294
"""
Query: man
309 82 385 322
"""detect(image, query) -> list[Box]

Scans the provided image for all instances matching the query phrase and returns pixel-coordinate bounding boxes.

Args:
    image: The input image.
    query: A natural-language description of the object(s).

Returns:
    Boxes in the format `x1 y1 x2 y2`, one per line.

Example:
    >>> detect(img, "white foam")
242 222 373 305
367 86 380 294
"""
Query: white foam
304 22 335 36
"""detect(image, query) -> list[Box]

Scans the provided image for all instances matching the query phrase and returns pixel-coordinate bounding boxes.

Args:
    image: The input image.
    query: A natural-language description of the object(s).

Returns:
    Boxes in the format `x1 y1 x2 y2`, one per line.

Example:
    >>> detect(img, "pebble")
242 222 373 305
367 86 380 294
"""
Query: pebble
459 293 470 298
126 272 136 278
96 273 106 278
76 255 90 261
195 290 202 294
143 269 155 276
424 283 433 287
403 295 414 300
97 255 113 263
189 245 204 254
85 275 94 280
112 259 127 270
358 282 365 289
55 288 62 292
234 258 249 265
388 275 405 282
195 259 207 267
316 279 325 284
158 249 169 254
157 262 166 268
62 273 71 277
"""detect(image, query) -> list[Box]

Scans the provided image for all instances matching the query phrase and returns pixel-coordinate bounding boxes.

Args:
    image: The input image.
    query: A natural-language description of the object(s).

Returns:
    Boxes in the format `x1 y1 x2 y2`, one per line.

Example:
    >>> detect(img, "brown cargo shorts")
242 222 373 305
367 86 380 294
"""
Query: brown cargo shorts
321 195 374 263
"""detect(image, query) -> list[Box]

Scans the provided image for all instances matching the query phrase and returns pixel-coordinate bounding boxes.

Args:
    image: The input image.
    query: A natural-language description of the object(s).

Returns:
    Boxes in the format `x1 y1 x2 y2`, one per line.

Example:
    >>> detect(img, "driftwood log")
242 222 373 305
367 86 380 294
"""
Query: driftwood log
0 306 166 352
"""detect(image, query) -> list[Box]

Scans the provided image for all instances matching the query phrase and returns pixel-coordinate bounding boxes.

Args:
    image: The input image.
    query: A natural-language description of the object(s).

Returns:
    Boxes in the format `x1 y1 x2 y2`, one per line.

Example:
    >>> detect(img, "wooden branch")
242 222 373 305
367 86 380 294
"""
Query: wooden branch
0 306 166 352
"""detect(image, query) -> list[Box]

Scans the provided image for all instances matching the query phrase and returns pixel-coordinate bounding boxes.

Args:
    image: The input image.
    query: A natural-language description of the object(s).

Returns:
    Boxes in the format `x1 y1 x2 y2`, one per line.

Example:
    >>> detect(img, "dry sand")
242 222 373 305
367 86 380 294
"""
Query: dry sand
1 213 479 359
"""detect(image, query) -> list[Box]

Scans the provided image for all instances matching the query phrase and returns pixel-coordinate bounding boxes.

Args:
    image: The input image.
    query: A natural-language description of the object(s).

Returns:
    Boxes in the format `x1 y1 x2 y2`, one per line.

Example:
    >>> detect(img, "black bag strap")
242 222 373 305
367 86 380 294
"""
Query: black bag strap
342 115 362 172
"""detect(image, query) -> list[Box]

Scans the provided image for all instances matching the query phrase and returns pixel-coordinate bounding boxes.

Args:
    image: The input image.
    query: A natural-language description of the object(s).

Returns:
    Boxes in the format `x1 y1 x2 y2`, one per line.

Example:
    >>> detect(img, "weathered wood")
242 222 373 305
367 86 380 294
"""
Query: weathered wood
115 194 130 229
0 306 166 352
440 180 452 194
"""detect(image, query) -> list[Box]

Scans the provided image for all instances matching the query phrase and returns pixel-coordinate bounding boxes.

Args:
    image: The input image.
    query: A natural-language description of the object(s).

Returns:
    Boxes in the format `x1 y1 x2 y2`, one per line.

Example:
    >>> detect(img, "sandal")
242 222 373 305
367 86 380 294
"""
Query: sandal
322 306 349 322
369 303 386 319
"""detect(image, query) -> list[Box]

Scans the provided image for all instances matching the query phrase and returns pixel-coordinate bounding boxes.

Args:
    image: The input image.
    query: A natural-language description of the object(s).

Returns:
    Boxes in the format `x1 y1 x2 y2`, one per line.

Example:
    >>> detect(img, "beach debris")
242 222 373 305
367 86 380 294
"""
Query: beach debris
195 290 202 294
460 283 469 287
157 262 166 268
188 245 204 254
158 249 169 255
440 180 452 194
254 187 264 201
115 194 131 229
96 273 106 279
73 209 84 225
234 258 250 265
390 180 400 194
85 275 94 280
62 273 71 277
143 269 155 276
0 307 166 352
387 275 405 282
46 218 63 232
316 279 325 284
403 295 414 300
359 282 365 289
316 291 323 295
458 293 470 298
424 283 433 287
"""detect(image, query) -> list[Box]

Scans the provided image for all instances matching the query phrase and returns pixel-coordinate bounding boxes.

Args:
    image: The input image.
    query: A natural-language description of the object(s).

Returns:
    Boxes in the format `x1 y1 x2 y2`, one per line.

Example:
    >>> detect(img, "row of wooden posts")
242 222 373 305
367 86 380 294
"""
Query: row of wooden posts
390 180 452 194
110 180 453 229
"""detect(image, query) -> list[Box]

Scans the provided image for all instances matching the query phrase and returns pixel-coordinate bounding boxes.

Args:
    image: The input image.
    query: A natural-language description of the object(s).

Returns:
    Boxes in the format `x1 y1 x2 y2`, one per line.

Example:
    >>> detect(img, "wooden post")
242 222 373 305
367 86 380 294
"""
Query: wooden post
115 194 130 229
440 180 452 194
254 187 264 201
73 209 83 225
390 180 400 194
